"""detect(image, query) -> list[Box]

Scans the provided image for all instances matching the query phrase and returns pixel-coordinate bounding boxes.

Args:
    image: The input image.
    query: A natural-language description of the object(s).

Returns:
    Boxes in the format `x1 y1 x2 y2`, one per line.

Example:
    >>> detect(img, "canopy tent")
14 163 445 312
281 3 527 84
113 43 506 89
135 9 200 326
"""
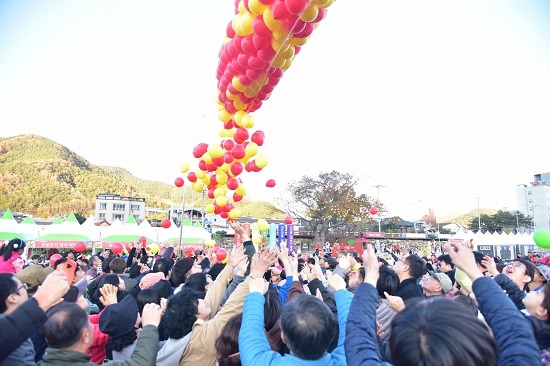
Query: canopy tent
0 209 34 243
100 215 154 248
31 212 92 249
158 217 211 245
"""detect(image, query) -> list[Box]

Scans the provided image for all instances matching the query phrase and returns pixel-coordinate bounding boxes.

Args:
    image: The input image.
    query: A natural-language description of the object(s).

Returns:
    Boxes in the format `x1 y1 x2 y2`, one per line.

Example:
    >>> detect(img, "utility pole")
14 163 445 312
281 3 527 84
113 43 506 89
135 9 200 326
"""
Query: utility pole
477 197 481 232
373 180 385 232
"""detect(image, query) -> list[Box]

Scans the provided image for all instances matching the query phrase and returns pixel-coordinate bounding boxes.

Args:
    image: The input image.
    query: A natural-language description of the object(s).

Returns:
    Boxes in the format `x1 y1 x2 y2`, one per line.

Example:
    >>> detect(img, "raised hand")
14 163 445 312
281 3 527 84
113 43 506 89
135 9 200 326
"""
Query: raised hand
141 303 163 327
445 242 483 281
328 272 346 291
33 270 70 312
362 244 380 286
99 283 118 307
384 292 405 312
250 248 278 278
229 221 250 242
227 244 246 269
249 277 269 294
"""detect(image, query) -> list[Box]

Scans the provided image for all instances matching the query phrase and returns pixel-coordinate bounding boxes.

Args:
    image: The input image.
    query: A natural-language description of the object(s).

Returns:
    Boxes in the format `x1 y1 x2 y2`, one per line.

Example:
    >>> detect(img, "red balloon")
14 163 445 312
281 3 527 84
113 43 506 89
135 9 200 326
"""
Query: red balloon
216 248 228 262
74 241 86 253
231 145 246 160
284 216 293 225
111 242 123 255
161 219 171 229
266 179 276 187
234 128 249 144
227 177 239 190
369 207 379 215
174 177 184 187
187 172 197 183
233 193 243 202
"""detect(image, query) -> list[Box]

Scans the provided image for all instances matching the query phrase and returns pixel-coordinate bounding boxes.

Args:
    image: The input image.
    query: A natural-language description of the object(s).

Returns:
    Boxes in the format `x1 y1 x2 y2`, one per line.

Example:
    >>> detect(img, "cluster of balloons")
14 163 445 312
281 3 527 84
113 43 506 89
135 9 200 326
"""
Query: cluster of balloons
534 229 550 249
182 0 334 220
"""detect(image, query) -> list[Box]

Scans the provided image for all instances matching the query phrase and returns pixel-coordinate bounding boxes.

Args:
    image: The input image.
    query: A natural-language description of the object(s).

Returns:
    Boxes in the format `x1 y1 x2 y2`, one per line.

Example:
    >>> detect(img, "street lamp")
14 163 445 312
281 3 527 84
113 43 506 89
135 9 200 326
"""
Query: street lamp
476 197 481 232
373 180 385 232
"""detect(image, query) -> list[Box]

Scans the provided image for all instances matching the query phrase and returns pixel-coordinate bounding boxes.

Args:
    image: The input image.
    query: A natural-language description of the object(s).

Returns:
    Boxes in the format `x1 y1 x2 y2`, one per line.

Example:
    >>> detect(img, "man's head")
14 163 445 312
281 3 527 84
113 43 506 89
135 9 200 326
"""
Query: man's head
504 259 535 291
347 265 365 289
377 265 400 298
280 294 335 360
30 254 40 264
0 273 28 314
390 298 496 366
421 271 452 296
161 287 201 340
522 283 550 321
109 257 126 275
43 302 93 352
393 254 427 281
89 255 101 268
437 254 454 272
153 257 173 279
533 265 550 291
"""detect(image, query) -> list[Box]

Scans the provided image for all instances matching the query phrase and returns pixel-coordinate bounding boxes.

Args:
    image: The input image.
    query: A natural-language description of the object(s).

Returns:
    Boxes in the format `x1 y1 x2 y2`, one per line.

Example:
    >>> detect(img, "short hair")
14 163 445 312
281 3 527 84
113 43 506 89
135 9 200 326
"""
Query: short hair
452 294 479 317
280 294 335 360
184 273 207 298
264 287 281 332
160 287 199 339
102 256 114 273
137 288 161 315
437 254 454 268
390 298 496 366
404 255 427 279
150 280 173 300
0 273 17 313
153 257 173 278
377 265 399 298
31 254 40 260
514 259 536 284
109 258 126 274
43 302 90 349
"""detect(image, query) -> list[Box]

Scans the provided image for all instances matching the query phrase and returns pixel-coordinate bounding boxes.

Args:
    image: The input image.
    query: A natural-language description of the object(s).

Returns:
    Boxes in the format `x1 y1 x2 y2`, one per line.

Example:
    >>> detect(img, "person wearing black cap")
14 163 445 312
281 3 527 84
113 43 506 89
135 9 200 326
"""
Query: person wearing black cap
99 295 140 360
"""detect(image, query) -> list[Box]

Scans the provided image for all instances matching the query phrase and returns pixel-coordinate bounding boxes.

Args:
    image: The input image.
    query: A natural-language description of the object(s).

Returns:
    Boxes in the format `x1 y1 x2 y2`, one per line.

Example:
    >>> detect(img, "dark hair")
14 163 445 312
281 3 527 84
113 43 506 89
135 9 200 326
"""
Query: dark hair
0 238 25 261
63 286 79 303
109 329 138 352
129 263 141 279
307 258 316 265
541 283 550 322
453 294 479 317
153 258 173 278
109 258 126 275
0 273 17 313
280 294 335 360
215 313 242 366
514 259 536 284
137 289 161 315
437 254 454 268
43 302 90 348
160 288 199 339
390 298 496 366
472 252 486 269
150 280 173 300
377 265 399 298
102 256 115 274
404 255 427 279
184 273 207 298
264 287 281 332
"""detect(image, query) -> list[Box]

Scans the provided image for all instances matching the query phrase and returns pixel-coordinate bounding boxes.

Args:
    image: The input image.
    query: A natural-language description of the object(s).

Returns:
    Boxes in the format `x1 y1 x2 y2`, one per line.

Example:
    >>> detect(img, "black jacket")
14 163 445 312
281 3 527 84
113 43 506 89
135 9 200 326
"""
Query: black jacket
396 278 423 302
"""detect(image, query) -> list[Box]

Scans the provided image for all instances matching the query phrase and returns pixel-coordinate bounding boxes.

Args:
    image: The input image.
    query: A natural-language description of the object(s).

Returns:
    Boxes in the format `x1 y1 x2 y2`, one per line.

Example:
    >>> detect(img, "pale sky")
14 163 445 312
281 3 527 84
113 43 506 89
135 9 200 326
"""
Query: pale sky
1 0 549 221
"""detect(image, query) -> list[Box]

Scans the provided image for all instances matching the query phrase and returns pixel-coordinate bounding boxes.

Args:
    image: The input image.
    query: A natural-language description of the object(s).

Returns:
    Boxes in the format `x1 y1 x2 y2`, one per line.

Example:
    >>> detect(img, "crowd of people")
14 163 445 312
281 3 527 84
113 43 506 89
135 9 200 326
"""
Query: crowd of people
1 224 549 365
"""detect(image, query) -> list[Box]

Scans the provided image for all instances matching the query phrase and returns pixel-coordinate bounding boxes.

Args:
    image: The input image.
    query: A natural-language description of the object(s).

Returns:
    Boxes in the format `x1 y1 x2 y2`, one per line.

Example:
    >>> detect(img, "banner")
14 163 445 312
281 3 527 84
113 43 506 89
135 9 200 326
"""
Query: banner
277 224 286 248
286 224 294 254
268 224 277 248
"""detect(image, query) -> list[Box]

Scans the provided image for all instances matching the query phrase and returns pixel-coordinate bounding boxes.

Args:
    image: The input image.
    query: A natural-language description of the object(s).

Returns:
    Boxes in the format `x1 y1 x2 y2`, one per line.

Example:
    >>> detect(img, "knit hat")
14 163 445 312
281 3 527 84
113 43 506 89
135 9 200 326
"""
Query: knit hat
139 272 166 290
17 265 47 293
99 295 139 337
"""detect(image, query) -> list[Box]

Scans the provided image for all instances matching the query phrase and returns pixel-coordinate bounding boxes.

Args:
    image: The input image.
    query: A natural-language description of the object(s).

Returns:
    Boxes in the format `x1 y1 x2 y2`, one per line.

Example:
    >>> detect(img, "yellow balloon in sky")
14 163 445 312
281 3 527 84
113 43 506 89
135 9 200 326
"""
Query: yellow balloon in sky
252 234 262 245
290 36 309 47
263 8 284 32
234 110 247 126
236 184 246 196
255 154 268 168
229 208 242 220
214 187 227 198
219 109 232 123
300 3 319 22
248 0 266 15
208 144 224 158
245 142 259 158
216 195 228 207
180 163 190 173
206 203 216 213
241 114 255 129
196 170 206 179
193 181 203 193
257 218 269 231
216 171 228 185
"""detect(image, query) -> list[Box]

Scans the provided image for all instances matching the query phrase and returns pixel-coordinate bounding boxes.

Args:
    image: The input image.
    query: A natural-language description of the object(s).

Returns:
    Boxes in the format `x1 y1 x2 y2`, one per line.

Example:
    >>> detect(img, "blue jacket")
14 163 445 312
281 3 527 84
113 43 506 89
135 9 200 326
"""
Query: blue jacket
239 290 352 365
473 276 540 365
345 283 391 366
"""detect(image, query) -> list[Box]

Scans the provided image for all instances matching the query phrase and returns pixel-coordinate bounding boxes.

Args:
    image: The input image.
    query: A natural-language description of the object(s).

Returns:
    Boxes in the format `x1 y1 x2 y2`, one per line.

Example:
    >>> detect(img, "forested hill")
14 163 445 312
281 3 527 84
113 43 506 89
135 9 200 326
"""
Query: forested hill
0 134 284 219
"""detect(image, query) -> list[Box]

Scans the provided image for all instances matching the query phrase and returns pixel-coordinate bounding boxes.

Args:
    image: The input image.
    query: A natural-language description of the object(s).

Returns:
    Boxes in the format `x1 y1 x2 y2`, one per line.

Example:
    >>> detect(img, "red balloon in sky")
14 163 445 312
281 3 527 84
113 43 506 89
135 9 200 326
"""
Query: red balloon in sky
369 207 379 215
284 216 293 225
74 241 86 253
266 179 276 188
174 177 184 187
161 219 171 229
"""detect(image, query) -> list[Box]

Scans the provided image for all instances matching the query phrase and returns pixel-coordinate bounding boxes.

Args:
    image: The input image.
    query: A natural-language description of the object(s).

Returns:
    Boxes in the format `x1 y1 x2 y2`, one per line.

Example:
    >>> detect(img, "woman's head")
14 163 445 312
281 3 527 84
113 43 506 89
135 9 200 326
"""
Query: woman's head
0 238 25 261
523 283 550 322
390 297 496 366
215 313 242 366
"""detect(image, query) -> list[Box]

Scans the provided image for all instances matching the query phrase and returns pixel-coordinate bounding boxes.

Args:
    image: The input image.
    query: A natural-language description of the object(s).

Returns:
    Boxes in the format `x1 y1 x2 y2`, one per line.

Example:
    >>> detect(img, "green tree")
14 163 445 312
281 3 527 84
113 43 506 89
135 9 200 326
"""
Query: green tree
278 171 380 245
469 210 533 233
213 230 227 247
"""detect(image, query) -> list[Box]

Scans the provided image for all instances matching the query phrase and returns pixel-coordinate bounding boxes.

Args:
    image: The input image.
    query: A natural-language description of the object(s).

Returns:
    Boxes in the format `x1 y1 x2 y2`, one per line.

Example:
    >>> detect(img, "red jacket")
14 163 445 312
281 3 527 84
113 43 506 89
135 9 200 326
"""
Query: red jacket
86 312 109 364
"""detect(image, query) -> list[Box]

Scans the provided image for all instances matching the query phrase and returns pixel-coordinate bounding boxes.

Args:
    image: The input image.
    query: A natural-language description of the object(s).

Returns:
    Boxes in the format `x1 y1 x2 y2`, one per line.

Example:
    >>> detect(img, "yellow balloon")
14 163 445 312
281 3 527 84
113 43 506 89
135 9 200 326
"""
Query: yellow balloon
241 114 255 129
219 128 229 138
229 208 242 220
252 234 262 244
272 30 290 43
281 58 293 70
196 170 206 179
248 0 266 15
214 187 227 198
257 218 269 231
245 142 259 158
300 3 319 22
218 109 232 123
201 175 211 185
238 12 254 36
255 154 268 168
290 36 309 47
205 239 216 247
271 54 286 68
208 144 224 158
219 163 230 172
202 153 213 164
234 110 247 126
206 203 216 213
236 184 246 196
238 0 247 14
216 171 228 185
216 195 228 207
193 181 204 193
263 8 284 32
280 45 295 59
180 163 190 173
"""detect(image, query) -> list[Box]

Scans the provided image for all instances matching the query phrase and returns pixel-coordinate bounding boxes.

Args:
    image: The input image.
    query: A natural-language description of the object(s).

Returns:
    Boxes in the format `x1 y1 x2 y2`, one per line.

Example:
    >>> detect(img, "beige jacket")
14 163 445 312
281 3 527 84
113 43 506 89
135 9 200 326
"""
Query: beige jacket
179 266 252 366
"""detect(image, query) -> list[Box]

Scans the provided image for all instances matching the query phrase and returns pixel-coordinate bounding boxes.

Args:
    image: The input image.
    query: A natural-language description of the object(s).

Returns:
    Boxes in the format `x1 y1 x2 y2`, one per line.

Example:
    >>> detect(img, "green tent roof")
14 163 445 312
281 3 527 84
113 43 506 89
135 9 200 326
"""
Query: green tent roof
51 217 63 225
0 209 14 220
101 234 153 243
125 215 137 225
20 216 36 225
65 212 79 223
0 232 25 241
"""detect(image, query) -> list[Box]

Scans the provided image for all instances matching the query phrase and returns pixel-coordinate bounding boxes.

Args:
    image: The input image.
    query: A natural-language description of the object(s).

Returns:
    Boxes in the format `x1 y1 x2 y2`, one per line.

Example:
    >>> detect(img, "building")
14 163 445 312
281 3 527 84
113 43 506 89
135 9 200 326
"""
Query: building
516 172 550 231
94 194 146 223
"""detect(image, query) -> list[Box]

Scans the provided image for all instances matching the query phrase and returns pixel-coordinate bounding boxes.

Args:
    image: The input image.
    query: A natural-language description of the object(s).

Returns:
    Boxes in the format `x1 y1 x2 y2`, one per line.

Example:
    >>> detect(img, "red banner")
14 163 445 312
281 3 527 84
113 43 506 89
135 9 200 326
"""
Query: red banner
32 241 93 249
